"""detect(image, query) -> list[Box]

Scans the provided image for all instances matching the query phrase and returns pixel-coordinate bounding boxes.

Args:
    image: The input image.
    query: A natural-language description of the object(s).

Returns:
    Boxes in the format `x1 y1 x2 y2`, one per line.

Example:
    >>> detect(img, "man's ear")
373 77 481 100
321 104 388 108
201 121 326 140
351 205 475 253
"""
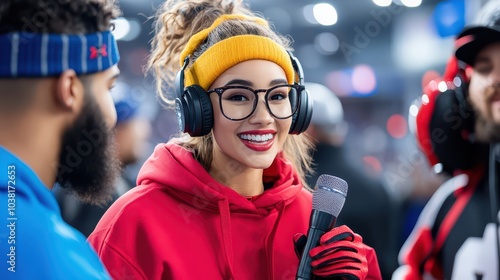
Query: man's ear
55 69 83 110
465 65 473 81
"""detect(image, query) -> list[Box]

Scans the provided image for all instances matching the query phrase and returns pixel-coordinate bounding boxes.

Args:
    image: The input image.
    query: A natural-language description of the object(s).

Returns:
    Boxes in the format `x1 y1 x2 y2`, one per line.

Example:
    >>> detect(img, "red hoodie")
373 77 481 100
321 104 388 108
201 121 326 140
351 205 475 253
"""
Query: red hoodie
88 143 381 279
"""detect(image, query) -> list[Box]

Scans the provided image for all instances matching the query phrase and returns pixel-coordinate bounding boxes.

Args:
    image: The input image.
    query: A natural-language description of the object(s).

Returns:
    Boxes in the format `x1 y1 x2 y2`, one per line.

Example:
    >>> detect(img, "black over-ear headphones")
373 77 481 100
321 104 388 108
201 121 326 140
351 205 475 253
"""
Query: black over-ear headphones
174 52 313 137
174 56 213 137
287 51 314 135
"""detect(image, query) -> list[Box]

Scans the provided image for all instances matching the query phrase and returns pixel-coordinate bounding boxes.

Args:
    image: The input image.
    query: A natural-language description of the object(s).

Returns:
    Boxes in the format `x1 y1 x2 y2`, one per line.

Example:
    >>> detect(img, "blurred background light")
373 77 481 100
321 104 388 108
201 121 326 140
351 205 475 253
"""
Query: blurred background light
314 32 340 55
401 0 423 7
453 76 462 87
112 17 130 40
351 64 377 95
112 17 141 41
438 81 448 92
387 114 408 139
325 70 353 97
303 4 318 25
363 156 383 175
433 163 444 174
313 3 338 26
409 104 419 117
373 0 393 7
392 8 454 72
408 97 421 136
432 0 465 37
422 94 430 105
421 70 441 88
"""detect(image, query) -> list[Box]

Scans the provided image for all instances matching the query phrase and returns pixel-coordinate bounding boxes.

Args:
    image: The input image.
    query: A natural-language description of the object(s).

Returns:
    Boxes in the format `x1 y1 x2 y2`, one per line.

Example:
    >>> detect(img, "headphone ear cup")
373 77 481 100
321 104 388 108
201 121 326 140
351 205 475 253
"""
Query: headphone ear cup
174 71 183 99
175 95 190 134
289 88 313 135
182 85 213 136
427 87 480 174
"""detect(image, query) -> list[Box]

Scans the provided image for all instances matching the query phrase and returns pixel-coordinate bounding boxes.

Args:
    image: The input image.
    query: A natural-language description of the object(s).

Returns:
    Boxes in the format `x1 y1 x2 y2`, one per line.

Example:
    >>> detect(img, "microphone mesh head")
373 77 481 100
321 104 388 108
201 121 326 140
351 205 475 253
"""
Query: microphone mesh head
312 174 348 217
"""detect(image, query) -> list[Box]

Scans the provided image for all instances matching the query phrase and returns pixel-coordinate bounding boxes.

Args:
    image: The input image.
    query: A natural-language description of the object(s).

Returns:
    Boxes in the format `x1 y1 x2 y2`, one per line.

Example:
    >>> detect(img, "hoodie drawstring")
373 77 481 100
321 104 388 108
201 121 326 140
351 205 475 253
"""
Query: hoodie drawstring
266 201 286 280
218 199 235 279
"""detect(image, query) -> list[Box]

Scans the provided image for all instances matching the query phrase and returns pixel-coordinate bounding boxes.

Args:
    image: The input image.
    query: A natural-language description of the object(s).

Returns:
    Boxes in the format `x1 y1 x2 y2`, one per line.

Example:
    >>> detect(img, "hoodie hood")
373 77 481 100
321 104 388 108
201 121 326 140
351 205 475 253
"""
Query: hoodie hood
137 142 303 214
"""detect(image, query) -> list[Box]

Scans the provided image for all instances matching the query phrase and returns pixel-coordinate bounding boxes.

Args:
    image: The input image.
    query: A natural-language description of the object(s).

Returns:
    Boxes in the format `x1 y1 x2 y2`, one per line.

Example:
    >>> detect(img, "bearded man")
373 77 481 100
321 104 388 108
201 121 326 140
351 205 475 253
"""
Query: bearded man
0 0 121 278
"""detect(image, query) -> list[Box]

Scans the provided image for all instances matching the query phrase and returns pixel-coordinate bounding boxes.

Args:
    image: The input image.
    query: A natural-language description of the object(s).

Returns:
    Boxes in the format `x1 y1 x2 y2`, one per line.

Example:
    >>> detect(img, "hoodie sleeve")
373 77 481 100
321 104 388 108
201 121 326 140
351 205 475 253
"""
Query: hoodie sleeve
88 228 147 280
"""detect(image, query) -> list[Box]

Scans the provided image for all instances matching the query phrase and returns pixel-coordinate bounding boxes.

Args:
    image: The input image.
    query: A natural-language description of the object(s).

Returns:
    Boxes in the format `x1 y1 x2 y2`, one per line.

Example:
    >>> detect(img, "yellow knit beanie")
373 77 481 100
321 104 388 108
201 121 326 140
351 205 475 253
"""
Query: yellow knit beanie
179 14 295 90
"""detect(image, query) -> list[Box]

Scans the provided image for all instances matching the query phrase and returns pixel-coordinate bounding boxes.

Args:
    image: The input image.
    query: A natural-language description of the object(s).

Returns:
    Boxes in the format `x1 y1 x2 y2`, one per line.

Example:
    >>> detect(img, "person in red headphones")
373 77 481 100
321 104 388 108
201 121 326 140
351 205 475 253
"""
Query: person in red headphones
393 2 500 279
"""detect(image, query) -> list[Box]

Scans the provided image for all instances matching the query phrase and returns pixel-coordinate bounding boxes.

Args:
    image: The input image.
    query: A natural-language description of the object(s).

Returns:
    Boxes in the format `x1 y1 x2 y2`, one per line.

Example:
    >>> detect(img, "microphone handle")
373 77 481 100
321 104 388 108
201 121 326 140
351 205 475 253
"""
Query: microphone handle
296 210 336 280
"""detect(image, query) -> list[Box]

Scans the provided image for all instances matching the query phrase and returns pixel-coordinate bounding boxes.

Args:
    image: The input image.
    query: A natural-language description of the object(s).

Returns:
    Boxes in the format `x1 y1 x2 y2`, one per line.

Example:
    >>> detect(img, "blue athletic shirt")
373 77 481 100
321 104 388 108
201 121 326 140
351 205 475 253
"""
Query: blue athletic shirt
0 146 110 279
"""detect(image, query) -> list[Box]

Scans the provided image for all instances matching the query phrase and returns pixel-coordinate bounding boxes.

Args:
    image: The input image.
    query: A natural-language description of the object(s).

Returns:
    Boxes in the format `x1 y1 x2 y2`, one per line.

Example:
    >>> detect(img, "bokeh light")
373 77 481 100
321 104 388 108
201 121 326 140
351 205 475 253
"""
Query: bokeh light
112 17 130 41
401 0 422 8
313 3 338 26
351 65 377 95
314 32 340 55
325 70 353 97
372 0 392 7
363 156 383 175
387 114 408 139
432 0 465 37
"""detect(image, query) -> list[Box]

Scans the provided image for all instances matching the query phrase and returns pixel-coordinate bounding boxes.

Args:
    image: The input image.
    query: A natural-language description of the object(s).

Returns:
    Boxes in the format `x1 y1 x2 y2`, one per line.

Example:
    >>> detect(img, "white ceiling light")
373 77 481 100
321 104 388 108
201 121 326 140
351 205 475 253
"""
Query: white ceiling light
401 0 422 8
373 0 392 7
111 17 142 41
313 3 338 26
111 17 130 41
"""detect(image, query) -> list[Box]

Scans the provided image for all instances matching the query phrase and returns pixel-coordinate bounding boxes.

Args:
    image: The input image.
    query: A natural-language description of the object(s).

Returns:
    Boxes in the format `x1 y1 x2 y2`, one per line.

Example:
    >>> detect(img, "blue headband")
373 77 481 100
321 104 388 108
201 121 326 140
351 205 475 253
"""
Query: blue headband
0 31 120 77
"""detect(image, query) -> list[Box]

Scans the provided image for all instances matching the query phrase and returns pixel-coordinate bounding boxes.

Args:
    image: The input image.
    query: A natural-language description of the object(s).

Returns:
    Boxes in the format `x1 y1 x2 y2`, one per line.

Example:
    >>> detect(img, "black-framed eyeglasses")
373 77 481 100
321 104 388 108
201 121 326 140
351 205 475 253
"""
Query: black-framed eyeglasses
207 84 303 121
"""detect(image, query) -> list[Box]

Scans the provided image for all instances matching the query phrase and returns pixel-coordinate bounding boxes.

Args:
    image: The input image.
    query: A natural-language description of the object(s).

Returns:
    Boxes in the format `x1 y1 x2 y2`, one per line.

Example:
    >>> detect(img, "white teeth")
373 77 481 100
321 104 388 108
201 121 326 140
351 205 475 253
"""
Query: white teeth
239 133 273 142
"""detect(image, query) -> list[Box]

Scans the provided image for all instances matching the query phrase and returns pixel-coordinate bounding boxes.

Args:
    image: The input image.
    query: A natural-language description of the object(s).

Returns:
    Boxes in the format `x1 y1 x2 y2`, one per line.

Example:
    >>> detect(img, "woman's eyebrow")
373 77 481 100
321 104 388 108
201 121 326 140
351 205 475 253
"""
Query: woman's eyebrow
223 78 288 87
269 78 288 86
224 79 253 86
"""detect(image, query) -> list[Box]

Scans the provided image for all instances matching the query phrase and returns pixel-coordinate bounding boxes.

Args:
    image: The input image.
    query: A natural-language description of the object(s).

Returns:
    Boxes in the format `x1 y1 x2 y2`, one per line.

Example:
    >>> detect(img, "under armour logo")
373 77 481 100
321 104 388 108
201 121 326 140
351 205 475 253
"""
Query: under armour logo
90 44 108 59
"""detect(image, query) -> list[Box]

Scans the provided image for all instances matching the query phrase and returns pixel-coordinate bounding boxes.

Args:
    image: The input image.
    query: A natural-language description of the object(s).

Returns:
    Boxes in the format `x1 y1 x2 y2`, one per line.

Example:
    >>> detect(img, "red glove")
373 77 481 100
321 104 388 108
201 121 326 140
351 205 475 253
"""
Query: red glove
294 225 369 280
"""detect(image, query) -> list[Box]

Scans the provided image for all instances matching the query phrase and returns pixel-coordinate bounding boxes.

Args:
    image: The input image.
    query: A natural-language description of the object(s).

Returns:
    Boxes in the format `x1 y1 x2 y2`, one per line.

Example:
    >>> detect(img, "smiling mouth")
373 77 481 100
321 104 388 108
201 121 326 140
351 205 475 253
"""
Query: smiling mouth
238 133 274 142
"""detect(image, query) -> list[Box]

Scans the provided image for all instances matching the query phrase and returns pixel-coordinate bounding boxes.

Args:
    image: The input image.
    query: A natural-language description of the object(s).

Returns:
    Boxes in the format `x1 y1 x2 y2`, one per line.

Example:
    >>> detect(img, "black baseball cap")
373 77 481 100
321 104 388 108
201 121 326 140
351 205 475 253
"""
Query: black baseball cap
455 1 500 66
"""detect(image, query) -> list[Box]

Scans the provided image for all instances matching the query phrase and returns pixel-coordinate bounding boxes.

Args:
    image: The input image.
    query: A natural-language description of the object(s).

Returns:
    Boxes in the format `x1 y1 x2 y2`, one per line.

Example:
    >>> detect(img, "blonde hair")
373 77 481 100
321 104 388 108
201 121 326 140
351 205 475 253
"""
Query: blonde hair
148 0 314 188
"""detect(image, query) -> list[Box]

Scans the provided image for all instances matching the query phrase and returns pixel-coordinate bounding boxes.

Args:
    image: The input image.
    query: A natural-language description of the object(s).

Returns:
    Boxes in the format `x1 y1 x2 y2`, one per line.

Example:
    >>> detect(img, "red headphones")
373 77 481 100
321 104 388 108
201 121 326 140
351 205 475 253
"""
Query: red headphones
415 56 487 175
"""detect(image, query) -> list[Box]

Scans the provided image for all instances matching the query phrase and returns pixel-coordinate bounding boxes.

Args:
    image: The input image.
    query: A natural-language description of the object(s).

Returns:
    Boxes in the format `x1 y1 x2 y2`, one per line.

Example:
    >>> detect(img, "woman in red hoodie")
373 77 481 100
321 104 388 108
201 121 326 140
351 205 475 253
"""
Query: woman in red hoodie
88 0 382 279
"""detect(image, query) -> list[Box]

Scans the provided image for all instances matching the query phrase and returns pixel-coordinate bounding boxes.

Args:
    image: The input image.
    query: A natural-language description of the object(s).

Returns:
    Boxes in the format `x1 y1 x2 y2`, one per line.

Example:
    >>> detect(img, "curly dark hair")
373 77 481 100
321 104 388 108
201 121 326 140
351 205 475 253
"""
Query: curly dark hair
0 0 121 34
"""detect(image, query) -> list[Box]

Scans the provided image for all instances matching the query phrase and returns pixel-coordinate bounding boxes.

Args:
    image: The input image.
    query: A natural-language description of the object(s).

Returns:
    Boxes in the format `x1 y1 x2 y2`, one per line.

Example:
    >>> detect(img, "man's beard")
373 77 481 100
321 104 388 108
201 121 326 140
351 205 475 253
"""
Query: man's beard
472 85 500 143
55 92 120 206
474 113 500 143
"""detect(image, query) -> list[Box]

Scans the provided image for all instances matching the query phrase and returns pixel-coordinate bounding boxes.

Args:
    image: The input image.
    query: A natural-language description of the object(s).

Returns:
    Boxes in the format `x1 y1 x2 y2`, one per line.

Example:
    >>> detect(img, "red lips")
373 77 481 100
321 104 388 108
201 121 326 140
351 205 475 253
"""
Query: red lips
238 130 276 152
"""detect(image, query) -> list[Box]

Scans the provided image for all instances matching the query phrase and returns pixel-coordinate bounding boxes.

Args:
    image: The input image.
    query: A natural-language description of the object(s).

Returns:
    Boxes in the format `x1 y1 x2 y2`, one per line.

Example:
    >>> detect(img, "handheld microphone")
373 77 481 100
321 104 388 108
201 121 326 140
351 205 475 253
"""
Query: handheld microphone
296 174 348 280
